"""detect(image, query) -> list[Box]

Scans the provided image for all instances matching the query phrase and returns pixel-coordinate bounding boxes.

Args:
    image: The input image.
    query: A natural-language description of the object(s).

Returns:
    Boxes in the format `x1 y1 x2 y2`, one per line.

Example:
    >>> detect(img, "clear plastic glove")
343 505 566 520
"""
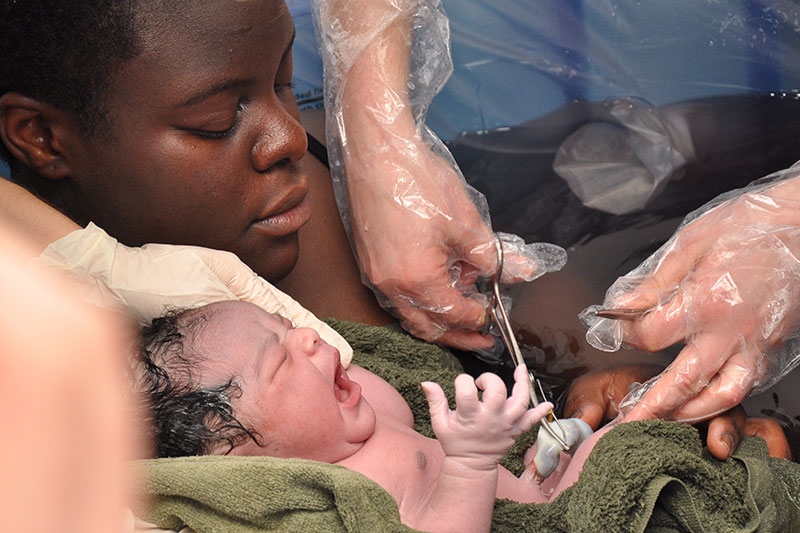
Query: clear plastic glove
422 365 553 469
582 169 800 422
33 223 353 365
344 152 565 350
563 365 792 460
315 0 566 350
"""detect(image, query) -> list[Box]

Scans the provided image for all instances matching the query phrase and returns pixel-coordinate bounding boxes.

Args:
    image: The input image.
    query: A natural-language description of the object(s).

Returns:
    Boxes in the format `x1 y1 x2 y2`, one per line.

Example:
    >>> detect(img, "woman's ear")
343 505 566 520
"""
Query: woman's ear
0 93 75 180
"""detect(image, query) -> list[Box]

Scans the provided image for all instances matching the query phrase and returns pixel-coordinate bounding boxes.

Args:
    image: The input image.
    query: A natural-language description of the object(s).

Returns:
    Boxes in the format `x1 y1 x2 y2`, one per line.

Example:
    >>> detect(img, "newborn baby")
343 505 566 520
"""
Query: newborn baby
138 301 599 532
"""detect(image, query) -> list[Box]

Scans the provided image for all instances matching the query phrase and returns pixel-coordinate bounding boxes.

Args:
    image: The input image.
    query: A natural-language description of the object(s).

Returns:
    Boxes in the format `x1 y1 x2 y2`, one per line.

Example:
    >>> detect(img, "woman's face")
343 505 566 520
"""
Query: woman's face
62 0 309 281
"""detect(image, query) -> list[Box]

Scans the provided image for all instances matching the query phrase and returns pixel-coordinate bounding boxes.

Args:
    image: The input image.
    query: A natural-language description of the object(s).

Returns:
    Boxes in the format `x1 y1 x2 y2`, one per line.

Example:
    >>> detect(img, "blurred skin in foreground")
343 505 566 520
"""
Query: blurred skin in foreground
0 223 141 533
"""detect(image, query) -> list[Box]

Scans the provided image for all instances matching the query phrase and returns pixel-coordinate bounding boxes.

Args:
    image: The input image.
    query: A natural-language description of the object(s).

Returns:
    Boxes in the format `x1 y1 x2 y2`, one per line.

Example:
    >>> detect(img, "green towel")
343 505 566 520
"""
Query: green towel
137 320 800 532
492 423 800 533
134 455 411 533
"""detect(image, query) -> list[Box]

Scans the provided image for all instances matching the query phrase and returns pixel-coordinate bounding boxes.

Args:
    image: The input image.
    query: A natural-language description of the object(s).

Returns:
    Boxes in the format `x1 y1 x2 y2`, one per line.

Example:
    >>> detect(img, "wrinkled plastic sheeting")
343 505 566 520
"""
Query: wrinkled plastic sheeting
427 1 800 215
553 97 694 215
294 1 800 141
294 1 800 215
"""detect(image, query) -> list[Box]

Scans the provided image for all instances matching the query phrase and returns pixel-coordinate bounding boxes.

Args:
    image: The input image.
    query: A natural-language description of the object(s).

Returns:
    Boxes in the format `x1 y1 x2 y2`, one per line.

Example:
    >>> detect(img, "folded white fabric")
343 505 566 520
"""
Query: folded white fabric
33 223 353 365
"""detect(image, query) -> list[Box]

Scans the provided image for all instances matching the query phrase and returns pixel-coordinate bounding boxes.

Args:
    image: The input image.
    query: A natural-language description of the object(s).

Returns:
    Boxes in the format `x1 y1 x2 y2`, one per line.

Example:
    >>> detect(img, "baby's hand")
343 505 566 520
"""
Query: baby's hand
422 365 553 471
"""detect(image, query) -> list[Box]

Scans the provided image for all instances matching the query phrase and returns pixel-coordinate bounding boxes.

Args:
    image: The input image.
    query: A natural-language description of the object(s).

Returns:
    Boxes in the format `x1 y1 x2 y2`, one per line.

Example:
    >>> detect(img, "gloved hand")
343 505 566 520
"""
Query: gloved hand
345 138 566 349
33 223 354 365
563 364 792 460
582 168 800 422
422 365 553 470
316 0 566 350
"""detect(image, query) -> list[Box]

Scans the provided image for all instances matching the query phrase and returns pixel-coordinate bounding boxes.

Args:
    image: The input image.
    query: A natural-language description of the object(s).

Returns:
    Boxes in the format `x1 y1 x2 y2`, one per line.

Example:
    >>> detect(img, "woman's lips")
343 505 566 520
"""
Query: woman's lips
334 363 362 408
252 196 311 237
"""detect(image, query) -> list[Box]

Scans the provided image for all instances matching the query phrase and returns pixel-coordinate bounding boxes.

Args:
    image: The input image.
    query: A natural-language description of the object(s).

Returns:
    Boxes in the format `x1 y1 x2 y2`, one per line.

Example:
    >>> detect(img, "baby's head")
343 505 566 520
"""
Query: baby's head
0 0 308 281
139 301 375 461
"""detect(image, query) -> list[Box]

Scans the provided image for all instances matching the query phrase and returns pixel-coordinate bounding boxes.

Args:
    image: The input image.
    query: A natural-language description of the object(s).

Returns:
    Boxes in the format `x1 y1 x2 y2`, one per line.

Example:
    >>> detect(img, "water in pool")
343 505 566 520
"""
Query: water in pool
449 94 800 457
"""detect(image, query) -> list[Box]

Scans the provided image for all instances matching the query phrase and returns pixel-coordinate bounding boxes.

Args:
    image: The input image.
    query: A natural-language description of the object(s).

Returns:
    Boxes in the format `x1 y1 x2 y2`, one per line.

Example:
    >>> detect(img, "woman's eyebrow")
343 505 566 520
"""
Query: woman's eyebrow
177 78 253 108
175 28 294 109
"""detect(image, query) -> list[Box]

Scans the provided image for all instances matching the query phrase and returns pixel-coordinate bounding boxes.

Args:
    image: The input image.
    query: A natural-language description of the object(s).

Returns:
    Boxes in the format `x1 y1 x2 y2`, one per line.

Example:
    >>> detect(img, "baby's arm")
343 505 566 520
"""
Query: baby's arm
412 365 552 532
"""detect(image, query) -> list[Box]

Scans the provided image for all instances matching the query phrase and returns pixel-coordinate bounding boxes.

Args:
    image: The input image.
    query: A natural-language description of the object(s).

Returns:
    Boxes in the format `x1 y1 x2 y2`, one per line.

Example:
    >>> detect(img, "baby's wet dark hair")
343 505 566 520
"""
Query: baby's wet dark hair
138 307 261 458
0 0 141 165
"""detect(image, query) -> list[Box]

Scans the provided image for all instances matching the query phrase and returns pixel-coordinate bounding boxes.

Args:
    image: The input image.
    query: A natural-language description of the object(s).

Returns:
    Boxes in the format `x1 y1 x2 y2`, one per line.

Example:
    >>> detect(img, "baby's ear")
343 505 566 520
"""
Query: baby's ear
0 93 75 180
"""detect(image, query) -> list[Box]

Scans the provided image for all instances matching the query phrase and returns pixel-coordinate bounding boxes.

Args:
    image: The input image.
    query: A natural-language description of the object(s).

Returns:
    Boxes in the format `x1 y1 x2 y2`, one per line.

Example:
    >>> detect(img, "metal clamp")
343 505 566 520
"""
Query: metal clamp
486 235 570 451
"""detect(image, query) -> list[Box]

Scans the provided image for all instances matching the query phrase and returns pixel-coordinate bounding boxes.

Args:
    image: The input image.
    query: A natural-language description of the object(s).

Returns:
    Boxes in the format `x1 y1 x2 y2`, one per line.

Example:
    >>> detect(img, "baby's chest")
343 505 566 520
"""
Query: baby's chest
343 423 443 508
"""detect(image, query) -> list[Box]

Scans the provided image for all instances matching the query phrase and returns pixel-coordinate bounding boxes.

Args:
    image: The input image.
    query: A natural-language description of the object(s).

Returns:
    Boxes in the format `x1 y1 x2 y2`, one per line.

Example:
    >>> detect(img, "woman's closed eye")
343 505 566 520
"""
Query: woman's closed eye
179 98 248 140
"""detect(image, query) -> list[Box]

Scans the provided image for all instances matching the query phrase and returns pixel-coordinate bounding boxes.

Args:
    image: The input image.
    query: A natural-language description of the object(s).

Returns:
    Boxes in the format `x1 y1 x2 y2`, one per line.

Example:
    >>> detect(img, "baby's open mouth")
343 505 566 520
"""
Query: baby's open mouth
334 363 361 407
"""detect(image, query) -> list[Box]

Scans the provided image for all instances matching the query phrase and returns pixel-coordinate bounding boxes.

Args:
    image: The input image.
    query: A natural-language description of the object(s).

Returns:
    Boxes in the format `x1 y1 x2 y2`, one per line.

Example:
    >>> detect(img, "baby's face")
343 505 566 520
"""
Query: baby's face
193 301 376 462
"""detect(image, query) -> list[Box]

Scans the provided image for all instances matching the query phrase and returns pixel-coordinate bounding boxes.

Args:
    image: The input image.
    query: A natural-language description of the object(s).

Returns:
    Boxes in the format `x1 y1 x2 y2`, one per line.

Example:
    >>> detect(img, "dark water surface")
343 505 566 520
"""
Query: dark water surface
450 95 800 458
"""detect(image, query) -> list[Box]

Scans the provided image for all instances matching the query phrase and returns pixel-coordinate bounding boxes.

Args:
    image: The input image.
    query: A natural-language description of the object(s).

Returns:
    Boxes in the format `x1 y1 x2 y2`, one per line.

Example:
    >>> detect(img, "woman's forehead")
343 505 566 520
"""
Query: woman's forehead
132 0 292 65
108 0 294 112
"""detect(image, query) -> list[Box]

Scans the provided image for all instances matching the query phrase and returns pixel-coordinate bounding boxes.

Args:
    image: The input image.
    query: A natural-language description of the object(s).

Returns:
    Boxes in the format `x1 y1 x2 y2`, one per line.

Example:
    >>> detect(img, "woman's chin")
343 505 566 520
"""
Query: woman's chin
239 234 300 282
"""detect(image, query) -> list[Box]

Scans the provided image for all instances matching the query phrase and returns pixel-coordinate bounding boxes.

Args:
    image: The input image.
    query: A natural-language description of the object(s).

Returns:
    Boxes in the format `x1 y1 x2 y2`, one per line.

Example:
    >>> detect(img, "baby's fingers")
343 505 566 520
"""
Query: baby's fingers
474 372 508 411
511 365 534 401
505 365 534 418
421 382 450 426
454 373 480 416
518 402 554 432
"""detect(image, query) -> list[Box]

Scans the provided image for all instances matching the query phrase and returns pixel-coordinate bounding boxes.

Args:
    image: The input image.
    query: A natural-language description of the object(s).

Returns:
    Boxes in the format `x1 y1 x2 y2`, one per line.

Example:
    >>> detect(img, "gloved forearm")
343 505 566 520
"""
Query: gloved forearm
314 0 566 349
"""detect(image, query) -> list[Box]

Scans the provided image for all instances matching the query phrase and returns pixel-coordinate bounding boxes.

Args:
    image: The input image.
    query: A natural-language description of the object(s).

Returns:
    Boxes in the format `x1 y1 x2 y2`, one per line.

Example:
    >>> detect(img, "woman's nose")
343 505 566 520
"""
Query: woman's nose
286 327 321 356
251 105 307 172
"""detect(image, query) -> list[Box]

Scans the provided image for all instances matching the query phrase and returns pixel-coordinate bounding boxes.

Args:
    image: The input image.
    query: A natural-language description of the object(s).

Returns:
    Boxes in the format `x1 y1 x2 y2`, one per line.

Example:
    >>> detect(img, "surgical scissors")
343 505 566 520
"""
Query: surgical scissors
484 235 570 451
594 307 651 321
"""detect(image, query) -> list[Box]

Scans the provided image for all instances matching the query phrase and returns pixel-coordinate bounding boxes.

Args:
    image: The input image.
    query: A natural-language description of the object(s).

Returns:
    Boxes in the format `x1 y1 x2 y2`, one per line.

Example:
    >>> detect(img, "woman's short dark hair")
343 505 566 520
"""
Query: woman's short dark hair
0 0 140 162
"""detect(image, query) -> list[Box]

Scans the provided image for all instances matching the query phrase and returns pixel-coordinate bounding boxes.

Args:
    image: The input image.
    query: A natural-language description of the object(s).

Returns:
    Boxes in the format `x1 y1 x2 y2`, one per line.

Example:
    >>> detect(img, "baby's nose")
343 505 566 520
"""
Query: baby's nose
289 327 321 355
